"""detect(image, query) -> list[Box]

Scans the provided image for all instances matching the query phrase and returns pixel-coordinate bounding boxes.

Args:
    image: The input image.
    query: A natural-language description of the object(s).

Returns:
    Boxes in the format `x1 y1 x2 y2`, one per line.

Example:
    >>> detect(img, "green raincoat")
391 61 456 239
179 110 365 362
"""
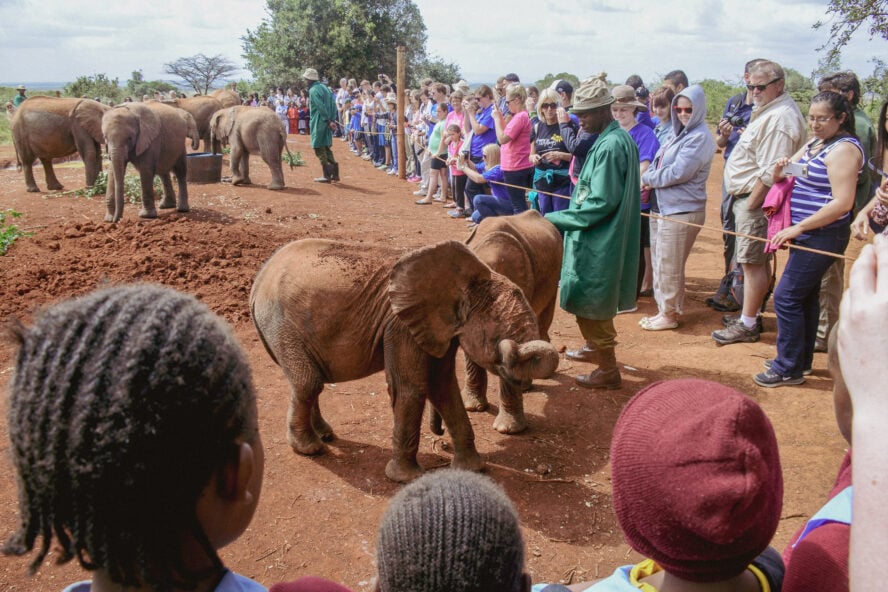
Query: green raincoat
545 120 640 320
308 80 337 149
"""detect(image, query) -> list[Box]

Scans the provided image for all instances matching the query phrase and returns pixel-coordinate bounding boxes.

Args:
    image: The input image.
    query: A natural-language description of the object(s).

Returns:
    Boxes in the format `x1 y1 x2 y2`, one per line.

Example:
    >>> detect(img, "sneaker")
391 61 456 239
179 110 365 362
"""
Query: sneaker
616 306 638 315
706 293 741 312
387 168 397 175
722 314 765 333
413 189 427 196
753 369 805 388
712 321 760 345
408 175 422 183
763 359 812 376
361 154 372 161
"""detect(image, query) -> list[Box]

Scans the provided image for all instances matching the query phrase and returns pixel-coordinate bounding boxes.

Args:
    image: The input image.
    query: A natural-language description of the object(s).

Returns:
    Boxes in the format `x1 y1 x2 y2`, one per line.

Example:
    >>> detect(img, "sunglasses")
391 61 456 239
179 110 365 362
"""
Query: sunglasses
539 103 557 110
673 106 693 114
746 77 783 92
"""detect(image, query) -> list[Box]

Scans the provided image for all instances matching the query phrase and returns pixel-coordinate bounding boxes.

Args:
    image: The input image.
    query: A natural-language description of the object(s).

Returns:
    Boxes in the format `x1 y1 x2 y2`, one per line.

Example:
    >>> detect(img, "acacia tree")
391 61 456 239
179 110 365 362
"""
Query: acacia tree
163 54 239 94
242 0 429 89
815 0 888 62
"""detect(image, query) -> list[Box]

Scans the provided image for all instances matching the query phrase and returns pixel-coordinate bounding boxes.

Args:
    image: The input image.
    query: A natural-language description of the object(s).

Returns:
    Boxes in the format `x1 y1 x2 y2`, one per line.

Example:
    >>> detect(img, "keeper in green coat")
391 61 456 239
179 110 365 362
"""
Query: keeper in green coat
545 76 640 391
303 68 339 183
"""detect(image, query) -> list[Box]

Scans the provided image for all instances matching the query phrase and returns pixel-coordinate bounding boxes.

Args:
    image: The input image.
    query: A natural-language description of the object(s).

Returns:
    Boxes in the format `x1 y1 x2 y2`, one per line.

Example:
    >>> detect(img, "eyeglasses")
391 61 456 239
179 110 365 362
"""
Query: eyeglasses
746 78 783 92
539 103 557 110
673 106 693 114
807 115 835 124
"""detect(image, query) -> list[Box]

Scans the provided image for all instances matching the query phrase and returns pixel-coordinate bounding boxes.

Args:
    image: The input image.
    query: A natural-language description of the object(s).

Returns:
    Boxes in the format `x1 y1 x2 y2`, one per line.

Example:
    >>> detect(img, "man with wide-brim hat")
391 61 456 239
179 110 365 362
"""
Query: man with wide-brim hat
13 85 27 107
303 67 340 182
545 74 640 390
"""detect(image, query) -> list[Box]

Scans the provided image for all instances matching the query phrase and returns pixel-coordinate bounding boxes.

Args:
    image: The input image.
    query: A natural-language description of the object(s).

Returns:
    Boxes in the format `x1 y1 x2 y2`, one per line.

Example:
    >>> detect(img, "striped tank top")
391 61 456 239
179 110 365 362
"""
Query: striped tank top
790 135 863 228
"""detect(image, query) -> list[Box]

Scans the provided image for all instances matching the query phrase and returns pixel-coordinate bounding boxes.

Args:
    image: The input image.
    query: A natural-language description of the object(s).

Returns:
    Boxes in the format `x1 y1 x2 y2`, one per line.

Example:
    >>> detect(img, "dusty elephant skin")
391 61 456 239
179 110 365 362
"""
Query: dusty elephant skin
460 209 564 433
210 106 287 190
166 95 224 153
11 96 108 193
249 238 560 482
210 88 242 108
101 102 200 223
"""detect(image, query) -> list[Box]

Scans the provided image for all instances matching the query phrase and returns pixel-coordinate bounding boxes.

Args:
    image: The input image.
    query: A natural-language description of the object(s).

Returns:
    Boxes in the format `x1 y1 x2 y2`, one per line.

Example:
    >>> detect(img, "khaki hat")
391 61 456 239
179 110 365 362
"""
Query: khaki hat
16 85 26 91
302 68 319 81
611 84 647 110
384 92 398 104
570 75 613 113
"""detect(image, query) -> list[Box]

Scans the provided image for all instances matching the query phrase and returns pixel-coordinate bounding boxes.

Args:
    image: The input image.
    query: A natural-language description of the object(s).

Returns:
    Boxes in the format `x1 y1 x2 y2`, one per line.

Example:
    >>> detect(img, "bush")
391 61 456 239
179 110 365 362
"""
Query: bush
75 171 164 204
698 79 745 125
0 209 32 255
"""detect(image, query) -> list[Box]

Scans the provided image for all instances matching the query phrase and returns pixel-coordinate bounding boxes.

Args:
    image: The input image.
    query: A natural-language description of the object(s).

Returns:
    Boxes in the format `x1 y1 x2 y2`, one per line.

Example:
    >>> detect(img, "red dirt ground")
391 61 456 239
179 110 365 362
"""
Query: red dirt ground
0 135 857 590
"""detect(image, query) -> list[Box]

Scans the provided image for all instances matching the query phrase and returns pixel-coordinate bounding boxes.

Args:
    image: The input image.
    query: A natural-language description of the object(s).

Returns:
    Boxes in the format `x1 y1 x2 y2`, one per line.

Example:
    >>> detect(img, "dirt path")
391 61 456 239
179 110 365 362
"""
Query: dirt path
0 135 855 590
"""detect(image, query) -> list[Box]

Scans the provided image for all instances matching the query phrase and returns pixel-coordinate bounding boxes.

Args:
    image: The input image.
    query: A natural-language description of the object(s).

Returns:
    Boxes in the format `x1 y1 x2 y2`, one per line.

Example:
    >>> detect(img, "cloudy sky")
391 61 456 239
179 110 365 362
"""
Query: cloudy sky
0 0 883 87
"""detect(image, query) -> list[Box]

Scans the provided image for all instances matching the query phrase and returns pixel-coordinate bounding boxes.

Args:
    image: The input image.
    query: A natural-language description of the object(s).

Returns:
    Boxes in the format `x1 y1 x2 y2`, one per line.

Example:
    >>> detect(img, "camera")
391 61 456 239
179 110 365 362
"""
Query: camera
724 104 746 128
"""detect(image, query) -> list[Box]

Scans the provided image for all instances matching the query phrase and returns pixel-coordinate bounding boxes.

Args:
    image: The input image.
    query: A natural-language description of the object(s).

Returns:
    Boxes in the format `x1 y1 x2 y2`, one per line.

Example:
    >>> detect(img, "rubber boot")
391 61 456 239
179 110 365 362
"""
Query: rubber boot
313 163 332 183
575 346 621 390
330 162 340 182
565 343 596 363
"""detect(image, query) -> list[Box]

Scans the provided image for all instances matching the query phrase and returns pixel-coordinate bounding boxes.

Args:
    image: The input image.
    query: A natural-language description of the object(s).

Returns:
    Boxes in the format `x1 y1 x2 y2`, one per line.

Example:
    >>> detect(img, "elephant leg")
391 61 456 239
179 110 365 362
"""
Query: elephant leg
386 378 425 483
462 351 489 412
22 160 40 193
174 157 189 212
262 145 285 190
311 400 334 442
138 170 158 219
79 141 101 187
492 379 528 435
230 144 247 185
104 166 118 222
427 353 483 474
241 152 252 185
158 173 177 209
286 373 327 455
41 158 63 191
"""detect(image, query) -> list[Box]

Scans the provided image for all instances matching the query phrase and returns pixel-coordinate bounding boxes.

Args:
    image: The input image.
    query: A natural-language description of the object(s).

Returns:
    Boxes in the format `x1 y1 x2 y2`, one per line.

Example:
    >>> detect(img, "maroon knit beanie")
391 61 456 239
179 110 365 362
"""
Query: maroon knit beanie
610 379 783 582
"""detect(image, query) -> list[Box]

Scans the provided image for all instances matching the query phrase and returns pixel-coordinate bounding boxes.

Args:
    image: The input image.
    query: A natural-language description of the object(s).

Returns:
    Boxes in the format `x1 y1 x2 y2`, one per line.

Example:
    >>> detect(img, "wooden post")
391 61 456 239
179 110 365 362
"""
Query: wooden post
396 45 407 180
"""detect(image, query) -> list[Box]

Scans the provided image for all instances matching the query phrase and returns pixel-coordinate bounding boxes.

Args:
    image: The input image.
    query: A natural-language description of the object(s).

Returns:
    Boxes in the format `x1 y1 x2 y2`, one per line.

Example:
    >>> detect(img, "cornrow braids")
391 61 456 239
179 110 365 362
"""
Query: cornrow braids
376 470 526 592
3 284 256 591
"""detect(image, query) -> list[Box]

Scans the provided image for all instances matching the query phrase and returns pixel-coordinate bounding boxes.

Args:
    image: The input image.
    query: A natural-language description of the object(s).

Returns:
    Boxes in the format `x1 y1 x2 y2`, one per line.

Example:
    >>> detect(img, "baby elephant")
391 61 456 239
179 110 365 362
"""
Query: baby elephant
250 239 560 483
210 106 289 190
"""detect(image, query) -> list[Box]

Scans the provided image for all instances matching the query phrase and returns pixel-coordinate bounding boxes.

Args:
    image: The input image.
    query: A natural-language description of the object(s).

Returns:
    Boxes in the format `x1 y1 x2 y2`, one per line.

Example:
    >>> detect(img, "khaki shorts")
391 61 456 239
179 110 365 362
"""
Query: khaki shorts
733 196 768 264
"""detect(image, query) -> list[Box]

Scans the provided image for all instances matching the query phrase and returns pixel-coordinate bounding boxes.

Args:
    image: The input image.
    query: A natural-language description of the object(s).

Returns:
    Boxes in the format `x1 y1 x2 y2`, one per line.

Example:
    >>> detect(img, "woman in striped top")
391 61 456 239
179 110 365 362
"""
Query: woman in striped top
754 91 863 388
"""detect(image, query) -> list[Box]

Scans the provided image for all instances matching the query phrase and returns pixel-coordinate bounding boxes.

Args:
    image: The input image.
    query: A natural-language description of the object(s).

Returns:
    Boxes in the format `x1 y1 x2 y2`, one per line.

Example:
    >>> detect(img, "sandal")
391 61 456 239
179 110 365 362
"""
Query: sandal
448 209 466 218
415 199 433 205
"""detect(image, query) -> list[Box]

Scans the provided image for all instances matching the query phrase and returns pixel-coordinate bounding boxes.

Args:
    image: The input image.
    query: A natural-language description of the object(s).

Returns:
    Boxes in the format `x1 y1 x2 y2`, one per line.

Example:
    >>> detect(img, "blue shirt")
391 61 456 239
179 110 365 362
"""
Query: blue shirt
470 105 497 159
62 570 267 592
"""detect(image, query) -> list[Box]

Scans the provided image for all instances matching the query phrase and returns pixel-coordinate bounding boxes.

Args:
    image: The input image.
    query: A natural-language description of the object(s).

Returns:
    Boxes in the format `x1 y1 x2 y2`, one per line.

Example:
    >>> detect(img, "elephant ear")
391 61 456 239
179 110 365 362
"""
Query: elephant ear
469 231 533 297
389 240 493 358
224 107 238 139
71 99 109 145
133 105 160 156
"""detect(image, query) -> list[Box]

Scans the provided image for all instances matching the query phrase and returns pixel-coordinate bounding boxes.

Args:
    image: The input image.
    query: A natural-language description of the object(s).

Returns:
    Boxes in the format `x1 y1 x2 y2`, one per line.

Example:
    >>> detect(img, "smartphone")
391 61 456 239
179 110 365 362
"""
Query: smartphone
783 162 808 178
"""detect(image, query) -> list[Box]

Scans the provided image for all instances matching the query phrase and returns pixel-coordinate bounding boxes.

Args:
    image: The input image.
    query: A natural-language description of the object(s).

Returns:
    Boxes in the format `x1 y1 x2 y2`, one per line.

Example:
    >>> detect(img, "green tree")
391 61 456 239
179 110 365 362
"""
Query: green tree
164 54 239 94
242 0 429 89
814 0 888 63
698 79 745 125
863 57 888 118
64 73 122 103
124 70 178 100
784 67 816 114
413 56 461 86
535 72 580 91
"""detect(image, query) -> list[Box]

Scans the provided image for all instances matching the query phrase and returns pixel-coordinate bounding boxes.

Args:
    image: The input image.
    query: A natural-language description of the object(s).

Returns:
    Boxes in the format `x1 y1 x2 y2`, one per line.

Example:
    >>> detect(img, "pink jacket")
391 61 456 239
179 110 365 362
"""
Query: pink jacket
762 177 795 254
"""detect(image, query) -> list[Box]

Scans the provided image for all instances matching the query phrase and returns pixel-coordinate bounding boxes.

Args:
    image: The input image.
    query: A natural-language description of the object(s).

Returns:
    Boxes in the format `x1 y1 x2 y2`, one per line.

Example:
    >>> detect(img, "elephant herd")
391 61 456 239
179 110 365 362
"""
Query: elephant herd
10 88 290 222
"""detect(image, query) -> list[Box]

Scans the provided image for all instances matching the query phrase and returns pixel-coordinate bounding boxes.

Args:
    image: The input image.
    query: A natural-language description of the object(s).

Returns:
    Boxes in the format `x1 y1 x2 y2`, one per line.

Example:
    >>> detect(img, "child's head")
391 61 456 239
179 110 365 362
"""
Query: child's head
610 379 782 583
436 101 448 120
446 123 461 141
3 284 263 590
375 469 528 592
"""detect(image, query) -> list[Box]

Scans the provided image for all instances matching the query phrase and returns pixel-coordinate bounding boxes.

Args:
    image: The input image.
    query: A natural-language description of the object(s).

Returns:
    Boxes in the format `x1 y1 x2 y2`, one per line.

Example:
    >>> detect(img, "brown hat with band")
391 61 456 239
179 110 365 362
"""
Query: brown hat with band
611 84 647 110
569 74 613 113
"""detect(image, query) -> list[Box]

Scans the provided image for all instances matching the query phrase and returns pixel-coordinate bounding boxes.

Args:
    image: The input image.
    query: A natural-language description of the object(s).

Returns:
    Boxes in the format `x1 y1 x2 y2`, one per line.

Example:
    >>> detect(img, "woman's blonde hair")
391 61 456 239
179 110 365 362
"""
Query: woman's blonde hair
505 83 526 103
483 143 501 166
537 88 560 108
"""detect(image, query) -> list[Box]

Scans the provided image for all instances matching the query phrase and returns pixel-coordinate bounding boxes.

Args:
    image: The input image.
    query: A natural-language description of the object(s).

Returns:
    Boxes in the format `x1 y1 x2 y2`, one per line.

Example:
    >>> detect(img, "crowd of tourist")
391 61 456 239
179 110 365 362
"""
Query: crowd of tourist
5 57 888 592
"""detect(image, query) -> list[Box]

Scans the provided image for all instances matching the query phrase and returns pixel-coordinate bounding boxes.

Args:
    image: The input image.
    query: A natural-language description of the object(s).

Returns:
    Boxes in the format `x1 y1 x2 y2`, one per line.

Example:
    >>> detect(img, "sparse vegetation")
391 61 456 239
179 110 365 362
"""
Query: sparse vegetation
75 171 165 204
282 150 305 168
0 209 32 255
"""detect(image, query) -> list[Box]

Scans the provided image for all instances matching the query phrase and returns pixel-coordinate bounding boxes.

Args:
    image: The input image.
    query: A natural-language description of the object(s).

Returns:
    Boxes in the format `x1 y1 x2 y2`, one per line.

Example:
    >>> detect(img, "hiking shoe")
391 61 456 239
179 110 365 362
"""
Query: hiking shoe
722 314 765 333
763 359 812 376
712 321 760 345
413 189 427 196
753 369 805 388
706 293 741 312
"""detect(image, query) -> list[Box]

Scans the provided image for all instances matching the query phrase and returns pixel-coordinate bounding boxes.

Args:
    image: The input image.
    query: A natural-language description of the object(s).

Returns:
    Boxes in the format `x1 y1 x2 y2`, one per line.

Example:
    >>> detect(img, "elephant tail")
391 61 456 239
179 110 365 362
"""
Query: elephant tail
428 402 444 436
283 134 295 170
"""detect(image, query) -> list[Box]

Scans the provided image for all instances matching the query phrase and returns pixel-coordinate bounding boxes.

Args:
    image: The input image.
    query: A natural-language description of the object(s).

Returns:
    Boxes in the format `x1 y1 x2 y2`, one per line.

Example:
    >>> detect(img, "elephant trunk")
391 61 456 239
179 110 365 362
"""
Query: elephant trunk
516 340 560 379
107 146 127 221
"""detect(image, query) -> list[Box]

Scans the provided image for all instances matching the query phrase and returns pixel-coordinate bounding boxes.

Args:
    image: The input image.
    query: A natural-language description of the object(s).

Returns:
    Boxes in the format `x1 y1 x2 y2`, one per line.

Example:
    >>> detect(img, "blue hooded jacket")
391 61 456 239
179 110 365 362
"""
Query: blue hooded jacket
641 84 715 216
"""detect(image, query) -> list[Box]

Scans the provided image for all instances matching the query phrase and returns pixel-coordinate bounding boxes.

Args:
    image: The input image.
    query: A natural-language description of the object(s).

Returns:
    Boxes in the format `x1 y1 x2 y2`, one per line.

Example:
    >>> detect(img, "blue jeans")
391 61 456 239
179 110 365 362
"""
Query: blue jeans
502 167 533 214
771 225 850 378
472 194 513 223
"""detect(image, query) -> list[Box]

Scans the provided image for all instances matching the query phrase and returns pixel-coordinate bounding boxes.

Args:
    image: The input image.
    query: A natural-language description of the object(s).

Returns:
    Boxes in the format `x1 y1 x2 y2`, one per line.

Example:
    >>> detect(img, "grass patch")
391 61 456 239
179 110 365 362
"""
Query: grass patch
283 150 304 168
0 209 32 255
75 171 164 204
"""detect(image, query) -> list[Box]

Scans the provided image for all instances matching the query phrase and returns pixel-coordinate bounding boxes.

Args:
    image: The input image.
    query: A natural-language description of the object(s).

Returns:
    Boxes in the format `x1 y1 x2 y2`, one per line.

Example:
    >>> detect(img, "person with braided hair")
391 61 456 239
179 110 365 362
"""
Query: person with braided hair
3 283 266 592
